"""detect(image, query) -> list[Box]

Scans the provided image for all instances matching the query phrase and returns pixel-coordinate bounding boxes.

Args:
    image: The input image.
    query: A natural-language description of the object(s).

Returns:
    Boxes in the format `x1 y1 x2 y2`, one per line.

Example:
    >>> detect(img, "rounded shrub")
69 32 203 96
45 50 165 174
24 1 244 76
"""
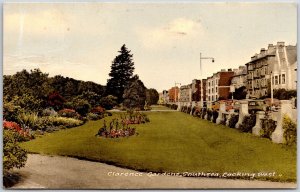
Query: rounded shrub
282 115 297 145
228 114 239 128
238 114 256 132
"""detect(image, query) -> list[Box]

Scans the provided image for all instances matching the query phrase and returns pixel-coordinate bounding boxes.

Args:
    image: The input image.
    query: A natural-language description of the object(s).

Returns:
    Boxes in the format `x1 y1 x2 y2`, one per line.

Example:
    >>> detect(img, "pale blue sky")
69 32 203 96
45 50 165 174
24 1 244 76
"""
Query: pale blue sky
4 2 297 92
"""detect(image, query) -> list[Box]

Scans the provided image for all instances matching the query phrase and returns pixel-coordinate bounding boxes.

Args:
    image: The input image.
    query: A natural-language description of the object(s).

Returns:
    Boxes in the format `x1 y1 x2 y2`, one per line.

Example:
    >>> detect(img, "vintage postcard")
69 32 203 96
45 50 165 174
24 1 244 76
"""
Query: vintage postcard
2 1 297 189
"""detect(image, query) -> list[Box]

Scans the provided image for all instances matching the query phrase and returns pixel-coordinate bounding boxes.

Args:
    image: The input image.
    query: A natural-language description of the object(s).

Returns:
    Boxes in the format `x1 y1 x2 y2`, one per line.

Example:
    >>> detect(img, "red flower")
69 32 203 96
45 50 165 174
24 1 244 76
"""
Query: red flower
3 121 22 132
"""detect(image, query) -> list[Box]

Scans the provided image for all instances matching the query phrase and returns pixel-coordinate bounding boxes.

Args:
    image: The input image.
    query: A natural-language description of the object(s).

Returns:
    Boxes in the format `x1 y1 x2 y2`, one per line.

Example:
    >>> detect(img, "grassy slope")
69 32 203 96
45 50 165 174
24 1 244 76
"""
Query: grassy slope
21 112 296 182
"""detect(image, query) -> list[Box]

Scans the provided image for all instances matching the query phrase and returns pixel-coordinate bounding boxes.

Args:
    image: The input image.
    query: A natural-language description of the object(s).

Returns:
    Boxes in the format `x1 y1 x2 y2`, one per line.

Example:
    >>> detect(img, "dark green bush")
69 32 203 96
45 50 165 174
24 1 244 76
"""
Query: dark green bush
238 114 256 132
72 98 91 116
283 115 297 145
212 110 218 123
170 104 178 110
187 107 191 114
273 89 297 100
3 129 27 172
228 114 239 128
99 95 118 110
261 119 277 139
201 108 207 119
207 109 212 120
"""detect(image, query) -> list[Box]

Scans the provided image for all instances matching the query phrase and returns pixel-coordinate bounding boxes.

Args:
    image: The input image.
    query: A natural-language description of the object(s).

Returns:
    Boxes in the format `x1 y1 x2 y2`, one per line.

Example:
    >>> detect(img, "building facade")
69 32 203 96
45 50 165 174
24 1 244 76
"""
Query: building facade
179 84 192 102
191 79 201 102
200 79 207 107
231 66 247 89
246 42 297 98
168 87 179 103
162 90 169 104
206 69 235 103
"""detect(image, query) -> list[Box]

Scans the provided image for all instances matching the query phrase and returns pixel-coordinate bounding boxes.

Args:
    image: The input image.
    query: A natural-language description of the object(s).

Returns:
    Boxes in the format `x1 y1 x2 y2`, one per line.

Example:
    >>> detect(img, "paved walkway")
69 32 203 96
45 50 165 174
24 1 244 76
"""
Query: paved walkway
108 109 177 112
12 154 296 189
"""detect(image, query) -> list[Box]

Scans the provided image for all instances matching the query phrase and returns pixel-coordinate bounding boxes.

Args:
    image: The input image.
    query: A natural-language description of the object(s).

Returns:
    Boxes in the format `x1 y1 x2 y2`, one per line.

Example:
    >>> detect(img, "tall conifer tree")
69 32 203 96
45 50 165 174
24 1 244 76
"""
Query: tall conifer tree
106 44 135 102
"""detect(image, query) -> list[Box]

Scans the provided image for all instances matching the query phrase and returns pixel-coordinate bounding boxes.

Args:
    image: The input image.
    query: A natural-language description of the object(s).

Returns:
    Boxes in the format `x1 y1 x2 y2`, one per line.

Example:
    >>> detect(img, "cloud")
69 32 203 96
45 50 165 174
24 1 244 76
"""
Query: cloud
166 18 199 36
138 18 203 48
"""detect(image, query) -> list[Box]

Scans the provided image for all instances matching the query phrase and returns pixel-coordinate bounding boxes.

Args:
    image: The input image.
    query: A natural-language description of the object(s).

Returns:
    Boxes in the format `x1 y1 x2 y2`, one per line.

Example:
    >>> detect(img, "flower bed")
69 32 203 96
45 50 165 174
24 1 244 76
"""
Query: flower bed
95 119 137 138
3 120 33 141
58 108 80 119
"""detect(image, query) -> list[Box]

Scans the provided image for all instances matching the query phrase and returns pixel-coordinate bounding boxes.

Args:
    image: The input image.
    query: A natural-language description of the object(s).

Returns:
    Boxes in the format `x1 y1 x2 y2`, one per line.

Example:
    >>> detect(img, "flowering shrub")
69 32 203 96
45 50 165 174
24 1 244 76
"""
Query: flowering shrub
47 91 65 110
3 121 22 132
3 121 32 141
42 108 58 117
91 106 105 114
58 108 80 118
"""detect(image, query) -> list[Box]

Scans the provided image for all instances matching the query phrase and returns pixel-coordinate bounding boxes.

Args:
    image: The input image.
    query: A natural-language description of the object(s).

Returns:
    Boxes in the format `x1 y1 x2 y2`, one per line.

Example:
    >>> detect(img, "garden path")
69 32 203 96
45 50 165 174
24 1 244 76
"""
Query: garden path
12 154 296 189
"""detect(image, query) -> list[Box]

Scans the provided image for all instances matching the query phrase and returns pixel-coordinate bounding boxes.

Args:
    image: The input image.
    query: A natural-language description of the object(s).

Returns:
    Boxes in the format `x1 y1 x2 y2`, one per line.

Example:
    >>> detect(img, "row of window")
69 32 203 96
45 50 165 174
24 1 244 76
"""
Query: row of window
207 79 219 87
207 95 218 102
207 87 218 94
249 89 268 97
273 74 286 85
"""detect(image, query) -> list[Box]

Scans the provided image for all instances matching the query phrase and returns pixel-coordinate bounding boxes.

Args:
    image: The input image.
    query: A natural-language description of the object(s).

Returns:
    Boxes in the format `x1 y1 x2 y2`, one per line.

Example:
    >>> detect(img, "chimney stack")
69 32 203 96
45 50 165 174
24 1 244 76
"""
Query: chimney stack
277 42 285 46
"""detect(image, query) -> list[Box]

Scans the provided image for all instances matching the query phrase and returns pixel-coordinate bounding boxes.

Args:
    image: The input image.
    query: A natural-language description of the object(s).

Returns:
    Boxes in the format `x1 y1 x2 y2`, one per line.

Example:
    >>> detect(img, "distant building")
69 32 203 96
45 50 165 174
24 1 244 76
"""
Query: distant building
245 42 297 98
162 90 169 104
158 92 164 104
179 84 192 102
206 69 235 103
231 66 247 89
191 79 201 102
179 79 203 104
168 87 179 103
200 79 207 107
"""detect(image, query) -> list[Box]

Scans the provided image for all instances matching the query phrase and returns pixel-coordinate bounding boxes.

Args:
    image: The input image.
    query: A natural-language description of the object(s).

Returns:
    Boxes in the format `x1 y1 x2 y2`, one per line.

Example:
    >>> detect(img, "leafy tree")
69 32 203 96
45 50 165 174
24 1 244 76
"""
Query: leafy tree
146 88 159 105
51 75 105 100
3 129 27 172
76 91 101 107
123 75 146 109
106 44 135 103
99 95 118 110
8 94 43 113
3 69 52 103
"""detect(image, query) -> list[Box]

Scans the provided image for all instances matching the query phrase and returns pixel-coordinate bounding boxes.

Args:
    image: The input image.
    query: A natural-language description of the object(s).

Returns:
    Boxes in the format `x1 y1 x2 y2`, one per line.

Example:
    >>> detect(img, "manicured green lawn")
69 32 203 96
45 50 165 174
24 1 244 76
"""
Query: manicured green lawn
21 112 296 182
150 105 173 110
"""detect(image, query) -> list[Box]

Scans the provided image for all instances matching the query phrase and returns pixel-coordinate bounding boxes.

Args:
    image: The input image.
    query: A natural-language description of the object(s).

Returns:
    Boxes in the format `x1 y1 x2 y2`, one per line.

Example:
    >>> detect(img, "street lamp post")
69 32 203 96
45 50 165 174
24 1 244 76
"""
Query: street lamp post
200 52 215 107
200 52 215 78
270 72 273 105
266 71 273 106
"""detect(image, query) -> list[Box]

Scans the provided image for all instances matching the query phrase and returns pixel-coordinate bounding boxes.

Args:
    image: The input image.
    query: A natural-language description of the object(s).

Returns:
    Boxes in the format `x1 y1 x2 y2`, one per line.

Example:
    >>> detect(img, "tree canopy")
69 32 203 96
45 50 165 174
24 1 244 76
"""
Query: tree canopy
146 88 159 105
123 75 147 109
